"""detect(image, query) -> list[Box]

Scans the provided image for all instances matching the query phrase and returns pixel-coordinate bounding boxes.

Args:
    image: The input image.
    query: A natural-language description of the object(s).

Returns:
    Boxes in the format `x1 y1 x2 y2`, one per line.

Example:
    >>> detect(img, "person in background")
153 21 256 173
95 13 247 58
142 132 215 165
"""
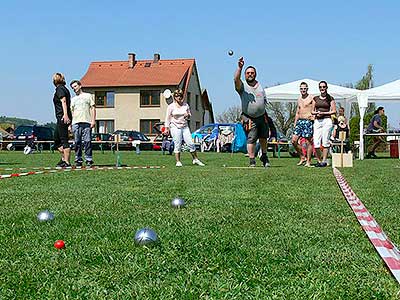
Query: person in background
338 107 348 125
312 81 337 167
292 82 314 167
202 128 217 152
70 80 96 167
331 115 350 152
366 106 385 158
164 89 205 167
52 73 72 168
160 125 174 155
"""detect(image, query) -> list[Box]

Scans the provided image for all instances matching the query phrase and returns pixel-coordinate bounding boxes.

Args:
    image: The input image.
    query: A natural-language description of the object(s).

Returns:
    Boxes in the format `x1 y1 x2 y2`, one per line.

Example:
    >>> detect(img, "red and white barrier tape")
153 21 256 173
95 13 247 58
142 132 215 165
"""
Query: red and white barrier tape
0 165 164 180
333 168 400 283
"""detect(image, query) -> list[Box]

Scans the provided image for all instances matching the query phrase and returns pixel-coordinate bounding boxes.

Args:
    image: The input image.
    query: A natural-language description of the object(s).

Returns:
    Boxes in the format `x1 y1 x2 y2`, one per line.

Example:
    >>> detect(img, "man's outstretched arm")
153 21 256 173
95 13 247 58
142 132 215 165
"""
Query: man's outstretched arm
234 57 244 92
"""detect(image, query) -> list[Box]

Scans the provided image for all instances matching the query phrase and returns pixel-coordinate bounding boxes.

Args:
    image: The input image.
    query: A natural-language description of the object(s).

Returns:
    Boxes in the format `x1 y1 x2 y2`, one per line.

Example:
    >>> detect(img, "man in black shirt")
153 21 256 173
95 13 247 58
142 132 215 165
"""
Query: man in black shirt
52 72 72 167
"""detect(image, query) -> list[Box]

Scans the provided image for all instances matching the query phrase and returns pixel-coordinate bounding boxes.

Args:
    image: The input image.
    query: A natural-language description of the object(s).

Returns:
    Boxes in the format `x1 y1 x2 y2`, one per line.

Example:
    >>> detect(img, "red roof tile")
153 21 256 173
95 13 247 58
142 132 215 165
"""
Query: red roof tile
81 59 195 87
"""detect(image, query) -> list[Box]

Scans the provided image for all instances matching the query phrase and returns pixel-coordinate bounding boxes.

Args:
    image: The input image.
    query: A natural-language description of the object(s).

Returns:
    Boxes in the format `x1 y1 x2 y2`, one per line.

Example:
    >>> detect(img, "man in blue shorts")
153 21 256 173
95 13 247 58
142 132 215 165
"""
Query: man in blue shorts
292 82 314 167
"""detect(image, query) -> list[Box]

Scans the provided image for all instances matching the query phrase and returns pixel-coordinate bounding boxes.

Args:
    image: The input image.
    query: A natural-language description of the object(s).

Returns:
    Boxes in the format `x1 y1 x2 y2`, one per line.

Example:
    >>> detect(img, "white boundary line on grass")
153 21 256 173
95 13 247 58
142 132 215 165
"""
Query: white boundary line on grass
333 167 400 284
0 166 165 180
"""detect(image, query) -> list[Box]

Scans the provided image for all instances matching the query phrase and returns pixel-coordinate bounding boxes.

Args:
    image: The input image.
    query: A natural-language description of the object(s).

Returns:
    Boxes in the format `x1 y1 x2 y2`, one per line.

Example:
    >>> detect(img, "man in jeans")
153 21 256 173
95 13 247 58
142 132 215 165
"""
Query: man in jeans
70 80 96 167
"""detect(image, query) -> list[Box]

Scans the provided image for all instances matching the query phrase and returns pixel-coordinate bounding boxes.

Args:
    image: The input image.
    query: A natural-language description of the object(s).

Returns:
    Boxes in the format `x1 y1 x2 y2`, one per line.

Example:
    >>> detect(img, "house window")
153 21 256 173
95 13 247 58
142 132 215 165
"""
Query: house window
195 95 199 111
140 90 160 106
95 91 114 107
187 92 191 106
140 119 160 135
96 120 114 134
196 121 200 129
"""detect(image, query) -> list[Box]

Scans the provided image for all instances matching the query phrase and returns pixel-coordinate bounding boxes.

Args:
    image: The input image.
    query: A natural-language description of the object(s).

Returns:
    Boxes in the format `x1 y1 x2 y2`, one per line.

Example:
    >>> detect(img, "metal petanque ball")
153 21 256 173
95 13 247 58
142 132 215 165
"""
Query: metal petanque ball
37 210 55 222
171 197 186 208
134 228 159 246
228 50 234 56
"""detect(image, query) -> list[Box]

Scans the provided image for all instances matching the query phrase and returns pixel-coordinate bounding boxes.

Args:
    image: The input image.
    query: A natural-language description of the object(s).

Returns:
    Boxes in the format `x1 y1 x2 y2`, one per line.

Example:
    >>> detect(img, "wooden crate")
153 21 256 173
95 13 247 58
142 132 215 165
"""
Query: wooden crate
332 153 353 168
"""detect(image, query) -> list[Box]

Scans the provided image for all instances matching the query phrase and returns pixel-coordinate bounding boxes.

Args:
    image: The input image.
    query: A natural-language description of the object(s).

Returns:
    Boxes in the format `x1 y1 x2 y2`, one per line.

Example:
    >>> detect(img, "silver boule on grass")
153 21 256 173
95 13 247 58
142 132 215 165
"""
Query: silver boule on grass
134 228 159 246
37 210 55 222
171 197 186 208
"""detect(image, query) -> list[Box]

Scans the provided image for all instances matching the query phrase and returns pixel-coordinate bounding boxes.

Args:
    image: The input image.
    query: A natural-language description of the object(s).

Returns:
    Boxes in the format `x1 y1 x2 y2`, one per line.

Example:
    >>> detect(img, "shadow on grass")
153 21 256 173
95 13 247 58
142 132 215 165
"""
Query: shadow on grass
0 162 22 165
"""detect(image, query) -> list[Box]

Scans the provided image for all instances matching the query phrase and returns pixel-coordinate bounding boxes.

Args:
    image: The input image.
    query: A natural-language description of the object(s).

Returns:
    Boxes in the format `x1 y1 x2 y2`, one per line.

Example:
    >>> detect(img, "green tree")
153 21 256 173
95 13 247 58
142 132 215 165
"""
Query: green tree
266 102 297 136
42 122 57 130
0 116 37 127
216 105 242 123
351 64 376 117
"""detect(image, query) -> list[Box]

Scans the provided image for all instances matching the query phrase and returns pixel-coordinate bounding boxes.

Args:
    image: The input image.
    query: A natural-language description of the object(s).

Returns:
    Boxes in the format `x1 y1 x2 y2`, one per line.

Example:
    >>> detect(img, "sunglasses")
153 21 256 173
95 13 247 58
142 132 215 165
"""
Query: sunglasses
174 94 183 98
300 88 308 91
319 86 327 89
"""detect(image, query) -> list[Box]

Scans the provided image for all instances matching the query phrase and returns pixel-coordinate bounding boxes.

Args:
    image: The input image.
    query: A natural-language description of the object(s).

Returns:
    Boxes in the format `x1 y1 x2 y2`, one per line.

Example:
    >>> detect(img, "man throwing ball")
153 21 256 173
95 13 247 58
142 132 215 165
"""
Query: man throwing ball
234 57 269 167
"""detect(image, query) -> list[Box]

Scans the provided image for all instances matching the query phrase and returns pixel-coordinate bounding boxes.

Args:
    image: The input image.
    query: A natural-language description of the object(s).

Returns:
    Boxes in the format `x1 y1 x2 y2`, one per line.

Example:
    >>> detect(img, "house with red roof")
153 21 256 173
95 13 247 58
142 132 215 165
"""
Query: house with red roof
80 53 214 135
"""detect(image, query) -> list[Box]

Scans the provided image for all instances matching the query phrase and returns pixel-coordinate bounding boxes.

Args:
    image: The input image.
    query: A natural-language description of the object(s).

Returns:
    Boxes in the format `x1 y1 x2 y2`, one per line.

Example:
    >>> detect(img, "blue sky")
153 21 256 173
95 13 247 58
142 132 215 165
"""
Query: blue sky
0 0 399 128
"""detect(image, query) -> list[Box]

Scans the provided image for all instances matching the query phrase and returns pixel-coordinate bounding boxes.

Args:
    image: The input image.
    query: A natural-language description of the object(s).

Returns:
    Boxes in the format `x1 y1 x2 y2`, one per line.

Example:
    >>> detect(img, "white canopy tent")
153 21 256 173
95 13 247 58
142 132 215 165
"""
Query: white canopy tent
364 79 400 100
359 80 400 159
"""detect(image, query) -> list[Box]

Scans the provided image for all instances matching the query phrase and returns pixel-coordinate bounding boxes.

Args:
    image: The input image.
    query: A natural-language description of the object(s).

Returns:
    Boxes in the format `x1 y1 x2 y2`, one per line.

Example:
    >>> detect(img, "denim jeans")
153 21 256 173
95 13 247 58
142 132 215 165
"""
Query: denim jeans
72 123 92 162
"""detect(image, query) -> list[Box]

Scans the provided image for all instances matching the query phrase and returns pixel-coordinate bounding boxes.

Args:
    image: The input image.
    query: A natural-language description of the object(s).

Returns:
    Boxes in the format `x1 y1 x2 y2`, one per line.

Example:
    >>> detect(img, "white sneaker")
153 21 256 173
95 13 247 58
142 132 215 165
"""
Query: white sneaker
176 161 183 167
192 159 205 166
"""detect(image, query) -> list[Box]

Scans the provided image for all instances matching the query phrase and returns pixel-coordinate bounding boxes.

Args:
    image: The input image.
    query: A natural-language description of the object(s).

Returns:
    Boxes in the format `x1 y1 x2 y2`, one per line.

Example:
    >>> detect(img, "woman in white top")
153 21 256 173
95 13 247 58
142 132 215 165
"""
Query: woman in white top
164 89 205 167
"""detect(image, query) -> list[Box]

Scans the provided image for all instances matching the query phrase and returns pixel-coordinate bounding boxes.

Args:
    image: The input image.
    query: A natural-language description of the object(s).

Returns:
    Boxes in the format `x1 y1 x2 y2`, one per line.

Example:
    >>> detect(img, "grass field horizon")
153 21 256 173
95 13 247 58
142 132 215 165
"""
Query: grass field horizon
1 151 399 299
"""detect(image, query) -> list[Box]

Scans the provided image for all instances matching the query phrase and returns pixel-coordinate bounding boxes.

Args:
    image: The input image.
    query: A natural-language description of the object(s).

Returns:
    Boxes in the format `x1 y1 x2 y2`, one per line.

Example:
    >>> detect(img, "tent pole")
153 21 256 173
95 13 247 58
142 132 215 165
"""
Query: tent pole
359 106 366 160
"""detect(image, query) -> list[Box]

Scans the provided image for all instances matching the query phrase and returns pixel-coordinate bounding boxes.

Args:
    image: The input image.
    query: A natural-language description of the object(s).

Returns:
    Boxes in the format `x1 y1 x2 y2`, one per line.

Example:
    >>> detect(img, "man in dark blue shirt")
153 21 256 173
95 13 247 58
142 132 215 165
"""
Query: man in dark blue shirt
366 106 385 158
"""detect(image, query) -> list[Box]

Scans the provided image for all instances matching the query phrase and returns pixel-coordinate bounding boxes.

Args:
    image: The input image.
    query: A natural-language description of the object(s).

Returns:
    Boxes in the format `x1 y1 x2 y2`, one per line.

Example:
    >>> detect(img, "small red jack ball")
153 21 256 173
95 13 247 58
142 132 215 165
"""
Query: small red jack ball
54 240 65 249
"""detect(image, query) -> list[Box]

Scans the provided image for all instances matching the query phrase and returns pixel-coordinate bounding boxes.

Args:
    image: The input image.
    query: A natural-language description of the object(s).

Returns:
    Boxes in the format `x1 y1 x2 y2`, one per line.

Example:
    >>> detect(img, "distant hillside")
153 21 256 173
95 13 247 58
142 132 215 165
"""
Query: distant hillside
0 116 37 127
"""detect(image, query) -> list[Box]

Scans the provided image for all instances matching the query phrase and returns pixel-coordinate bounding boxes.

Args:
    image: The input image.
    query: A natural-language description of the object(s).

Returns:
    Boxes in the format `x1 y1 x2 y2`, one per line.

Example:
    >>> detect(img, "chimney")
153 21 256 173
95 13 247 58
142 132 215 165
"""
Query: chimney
153 53 160 63
128 53 136 68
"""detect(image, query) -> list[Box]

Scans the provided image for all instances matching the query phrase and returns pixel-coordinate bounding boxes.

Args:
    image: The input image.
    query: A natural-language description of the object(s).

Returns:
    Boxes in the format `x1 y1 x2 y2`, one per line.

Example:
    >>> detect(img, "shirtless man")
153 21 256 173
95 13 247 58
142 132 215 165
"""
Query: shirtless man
292 82 314 167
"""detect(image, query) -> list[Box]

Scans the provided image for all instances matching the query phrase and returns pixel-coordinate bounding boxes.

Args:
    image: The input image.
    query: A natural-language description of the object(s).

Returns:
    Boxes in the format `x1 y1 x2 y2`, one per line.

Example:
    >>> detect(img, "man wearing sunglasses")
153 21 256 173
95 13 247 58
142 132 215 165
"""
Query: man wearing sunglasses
292 82 314 167
234 57 269 167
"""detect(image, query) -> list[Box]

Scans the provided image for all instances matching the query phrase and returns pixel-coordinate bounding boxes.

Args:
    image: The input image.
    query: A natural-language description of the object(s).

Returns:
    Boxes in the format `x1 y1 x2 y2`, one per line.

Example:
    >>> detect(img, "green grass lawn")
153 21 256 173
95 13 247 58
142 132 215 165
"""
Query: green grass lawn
0 150 399 299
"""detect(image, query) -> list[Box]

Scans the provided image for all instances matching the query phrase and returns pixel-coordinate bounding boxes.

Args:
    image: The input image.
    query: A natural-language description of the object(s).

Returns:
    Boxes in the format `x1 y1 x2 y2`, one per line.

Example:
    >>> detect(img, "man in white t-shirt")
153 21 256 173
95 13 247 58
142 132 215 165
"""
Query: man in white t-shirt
234 57 270 167
70 80 96 167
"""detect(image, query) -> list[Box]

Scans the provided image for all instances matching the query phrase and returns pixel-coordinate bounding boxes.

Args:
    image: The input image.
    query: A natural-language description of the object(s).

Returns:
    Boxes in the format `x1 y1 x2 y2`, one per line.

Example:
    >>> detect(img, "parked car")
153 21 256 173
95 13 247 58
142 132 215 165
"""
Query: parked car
192 123 235 143
11 125 54 150
92 133 112 150
109 130 152 150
